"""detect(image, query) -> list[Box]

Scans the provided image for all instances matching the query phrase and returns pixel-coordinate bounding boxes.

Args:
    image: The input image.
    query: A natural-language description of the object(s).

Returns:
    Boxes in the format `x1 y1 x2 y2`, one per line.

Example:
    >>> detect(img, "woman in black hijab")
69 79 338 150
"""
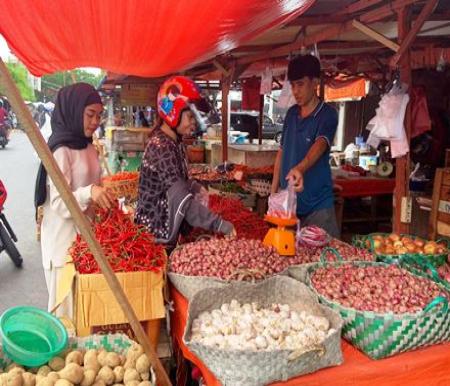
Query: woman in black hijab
36 83 114 315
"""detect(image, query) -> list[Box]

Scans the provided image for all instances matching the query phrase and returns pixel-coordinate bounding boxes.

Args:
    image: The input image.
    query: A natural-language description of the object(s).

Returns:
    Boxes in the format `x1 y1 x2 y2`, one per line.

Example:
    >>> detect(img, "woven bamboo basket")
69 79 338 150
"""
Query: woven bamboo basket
102 172 139 201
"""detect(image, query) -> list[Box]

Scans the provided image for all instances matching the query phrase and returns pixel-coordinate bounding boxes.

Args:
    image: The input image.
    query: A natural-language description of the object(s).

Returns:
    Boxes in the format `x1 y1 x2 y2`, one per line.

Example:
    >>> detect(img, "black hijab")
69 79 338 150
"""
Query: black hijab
34 83 102 213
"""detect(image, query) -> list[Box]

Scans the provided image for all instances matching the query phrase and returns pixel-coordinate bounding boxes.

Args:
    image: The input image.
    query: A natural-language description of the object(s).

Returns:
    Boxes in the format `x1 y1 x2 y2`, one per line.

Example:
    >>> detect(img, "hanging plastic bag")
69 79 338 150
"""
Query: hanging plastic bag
276 74 295 109
267 182 296 219
260 64 273 95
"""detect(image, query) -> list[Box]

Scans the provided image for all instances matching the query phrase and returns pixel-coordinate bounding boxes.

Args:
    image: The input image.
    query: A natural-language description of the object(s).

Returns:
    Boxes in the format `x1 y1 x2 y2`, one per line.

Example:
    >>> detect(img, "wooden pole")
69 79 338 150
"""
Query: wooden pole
390 0 439 67
393 7 412 234
0 58 172 386
221 76 230 162
258 94 264 145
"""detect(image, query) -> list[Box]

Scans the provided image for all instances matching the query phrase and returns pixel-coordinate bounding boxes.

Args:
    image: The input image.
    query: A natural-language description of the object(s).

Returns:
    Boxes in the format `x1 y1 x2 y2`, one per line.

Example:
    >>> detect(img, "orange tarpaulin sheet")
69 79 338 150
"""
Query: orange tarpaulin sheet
170 285 450 386
325 78 367 101
0 0 314 77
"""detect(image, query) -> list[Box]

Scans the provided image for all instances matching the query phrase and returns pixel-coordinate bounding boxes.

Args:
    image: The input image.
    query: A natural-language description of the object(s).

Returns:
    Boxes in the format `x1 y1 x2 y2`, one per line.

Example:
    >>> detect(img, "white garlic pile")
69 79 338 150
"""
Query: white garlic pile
190 299 336 351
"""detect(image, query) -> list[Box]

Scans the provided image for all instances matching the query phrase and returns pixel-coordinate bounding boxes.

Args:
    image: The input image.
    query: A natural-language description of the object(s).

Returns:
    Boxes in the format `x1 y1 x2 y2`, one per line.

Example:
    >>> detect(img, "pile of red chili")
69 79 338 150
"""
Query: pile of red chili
181 195 269 242
70 207 166 274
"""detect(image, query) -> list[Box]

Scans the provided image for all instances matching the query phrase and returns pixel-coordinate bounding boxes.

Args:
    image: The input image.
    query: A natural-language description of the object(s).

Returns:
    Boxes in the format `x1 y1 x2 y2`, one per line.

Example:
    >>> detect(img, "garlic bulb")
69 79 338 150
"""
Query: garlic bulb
190 299 333 353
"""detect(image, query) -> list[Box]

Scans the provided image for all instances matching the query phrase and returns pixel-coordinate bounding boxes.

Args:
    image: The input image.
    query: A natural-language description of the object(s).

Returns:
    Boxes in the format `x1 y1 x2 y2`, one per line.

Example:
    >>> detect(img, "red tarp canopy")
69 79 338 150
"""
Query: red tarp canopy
0 0 314 77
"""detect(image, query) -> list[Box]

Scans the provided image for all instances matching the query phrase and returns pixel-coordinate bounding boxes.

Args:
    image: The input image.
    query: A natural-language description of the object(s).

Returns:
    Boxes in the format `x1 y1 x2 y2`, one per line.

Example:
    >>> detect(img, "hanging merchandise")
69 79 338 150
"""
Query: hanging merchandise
241 77 261 111
260 64 273 95
410 86 432 138
437 50 446 72
276 73 295 108
366 83 410 158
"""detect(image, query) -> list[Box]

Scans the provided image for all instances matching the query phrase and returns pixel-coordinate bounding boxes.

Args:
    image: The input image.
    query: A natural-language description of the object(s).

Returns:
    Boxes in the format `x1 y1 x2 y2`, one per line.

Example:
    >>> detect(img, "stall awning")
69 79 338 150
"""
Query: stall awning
0 0 314 77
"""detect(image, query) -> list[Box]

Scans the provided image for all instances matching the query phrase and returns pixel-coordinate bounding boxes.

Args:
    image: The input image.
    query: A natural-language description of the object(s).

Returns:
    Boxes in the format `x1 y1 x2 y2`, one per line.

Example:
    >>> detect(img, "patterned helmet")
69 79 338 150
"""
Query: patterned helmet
157 76 210 128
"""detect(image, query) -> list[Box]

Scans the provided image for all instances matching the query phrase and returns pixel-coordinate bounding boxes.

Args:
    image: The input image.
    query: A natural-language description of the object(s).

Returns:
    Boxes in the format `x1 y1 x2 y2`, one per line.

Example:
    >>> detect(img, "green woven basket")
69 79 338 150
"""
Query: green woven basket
400 254 450 293
352 233 449 268
305 260 450 360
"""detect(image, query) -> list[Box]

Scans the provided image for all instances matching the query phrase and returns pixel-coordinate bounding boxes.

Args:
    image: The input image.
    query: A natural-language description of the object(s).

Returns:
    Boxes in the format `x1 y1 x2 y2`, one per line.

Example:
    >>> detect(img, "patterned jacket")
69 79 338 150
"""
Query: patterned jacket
135 128 232 245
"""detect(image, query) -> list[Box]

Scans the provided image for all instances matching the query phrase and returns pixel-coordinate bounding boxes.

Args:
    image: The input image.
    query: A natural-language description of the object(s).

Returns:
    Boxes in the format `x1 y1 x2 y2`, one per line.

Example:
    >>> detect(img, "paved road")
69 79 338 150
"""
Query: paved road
0 131 48 312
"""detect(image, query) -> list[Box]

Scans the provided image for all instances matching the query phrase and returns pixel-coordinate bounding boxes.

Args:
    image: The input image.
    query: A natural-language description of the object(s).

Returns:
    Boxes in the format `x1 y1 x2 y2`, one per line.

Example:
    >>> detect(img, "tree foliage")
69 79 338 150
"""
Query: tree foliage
5 61 36 101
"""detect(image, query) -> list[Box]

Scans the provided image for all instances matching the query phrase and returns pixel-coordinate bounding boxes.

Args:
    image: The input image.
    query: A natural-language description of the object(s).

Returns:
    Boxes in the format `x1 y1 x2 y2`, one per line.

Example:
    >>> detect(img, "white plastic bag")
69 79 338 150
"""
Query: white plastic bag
260 65 273 95
268 183 296 219
276 75 295 109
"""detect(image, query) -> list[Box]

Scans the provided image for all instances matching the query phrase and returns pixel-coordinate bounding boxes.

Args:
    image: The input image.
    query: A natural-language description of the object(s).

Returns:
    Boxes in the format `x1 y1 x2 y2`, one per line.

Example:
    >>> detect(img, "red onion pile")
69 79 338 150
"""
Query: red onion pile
295 239 374 264
437 264 450 283
170 238 287 279
311 264 447 314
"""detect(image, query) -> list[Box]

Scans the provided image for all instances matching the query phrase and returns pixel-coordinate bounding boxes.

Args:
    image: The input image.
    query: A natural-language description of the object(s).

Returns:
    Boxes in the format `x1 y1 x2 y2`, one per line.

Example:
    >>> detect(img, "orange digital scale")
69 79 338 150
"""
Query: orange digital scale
263 215 297 256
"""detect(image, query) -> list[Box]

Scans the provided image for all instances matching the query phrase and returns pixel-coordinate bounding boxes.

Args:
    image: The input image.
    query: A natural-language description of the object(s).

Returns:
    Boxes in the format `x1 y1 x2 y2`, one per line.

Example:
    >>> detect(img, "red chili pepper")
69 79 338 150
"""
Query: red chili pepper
179 194 269 244
70 206 166 274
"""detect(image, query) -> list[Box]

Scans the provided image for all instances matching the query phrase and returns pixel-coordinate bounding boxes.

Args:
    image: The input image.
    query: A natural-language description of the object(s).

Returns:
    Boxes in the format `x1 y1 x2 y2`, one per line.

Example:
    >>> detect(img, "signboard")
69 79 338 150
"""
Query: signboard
120 83 159 106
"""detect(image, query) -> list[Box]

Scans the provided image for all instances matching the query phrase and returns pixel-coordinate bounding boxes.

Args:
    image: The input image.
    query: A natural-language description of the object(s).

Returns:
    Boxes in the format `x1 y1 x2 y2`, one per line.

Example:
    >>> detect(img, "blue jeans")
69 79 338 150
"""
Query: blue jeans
299 207 340 238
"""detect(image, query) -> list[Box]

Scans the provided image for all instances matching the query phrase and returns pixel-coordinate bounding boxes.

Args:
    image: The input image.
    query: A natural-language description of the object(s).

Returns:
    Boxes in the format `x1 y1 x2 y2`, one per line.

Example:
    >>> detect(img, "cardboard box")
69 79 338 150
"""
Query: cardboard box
57 262 165 337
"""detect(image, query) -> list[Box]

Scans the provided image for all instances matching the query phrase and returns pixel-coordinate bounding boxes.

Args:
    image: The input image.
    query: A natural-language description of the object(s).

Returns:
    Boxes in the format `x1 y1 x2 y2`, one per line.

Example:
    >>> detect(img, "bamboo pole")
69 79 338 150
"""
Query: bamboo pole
0 58 171 386
221 76 230 162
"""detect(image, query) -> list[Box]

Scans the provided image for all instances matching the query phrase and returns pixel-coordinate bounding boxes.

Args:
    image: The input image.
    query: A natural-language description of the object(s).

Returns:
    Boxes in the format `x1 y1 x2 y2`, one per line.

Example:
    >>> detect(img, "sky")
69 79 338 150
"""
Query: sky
0 35 101 75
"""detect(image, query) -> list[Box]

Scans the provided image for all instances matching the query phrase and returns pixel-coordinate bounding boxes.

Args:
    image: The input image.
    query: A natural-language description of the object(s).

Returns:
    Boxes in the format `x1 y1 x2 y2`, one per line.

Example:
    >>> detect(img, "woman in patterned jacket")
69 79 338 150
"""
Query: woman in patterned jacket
135 76 235 248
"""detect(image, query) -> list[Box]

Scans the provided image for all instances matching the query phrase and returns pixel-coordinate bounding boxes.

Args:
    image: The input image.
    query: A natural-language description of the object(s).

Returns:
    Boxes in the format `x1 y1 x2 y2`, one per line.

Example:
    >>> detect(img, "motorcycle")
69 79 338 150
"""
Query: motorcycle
0 123 9 149
0 180 23 267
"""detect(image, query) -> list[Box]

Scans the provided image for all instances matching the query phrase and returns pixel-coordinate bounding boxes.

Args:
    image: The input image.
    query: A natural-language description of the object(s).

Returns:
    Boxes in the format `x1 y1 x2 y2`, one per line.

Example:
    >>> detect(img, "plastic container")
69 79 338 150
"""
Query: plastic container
0 306 68 366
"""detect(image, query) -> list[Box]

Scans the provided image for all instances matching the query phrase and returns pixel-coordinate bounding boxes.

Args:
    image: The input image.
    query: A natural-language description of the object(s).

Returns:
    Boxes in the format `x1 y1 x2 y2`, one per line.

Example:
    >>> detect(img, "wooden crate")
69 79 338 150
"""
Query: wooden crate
429 168 450 239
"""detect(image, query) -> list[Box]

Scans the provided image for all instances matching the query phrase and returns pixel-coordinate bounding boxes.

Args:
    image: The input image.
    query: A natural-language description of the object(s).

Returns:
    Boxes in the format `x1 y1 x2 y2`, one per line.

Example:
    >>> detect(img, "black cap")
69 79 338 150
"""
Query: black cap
287 55 321 81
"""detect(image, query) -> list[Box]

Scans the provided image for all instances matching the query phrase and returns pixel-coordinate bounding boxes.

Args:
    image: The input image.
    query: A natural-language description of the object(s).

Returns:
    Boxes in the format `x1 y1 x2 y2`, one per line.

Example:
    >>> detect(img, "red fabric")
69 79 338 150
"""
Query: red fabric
241 77 261 111
410 86 432 139
0 0 314 77
170 285 450 386
333 178 395 198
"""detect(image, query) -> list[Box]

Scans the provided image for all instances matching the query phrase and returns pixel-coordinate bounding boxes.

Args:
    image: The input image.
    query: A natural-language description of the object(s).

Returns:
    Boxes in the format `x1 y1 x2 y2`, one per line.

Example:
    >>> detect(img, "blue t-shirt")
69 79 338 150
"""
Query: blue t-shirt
280 101 337 216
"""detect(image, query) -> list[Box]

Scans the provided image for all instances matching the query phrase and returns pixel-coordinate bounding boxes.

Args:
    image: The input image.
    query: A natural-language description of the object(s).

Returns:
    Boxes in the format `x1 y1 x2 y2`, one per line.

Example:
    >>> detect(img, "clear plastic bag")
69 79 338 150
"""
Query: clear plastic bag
267 183 297 219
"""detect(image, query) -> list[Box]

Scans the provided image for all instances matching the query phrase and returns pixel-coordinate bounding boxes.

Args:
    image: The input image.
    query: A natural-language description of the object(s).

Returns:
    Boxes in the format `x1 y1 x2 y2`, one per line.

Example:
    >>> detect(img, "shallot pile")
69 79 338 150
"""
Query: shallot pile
295 239 374 264
170 238 283 279
311 265 448 314
437 264 450 283
190 300 335 351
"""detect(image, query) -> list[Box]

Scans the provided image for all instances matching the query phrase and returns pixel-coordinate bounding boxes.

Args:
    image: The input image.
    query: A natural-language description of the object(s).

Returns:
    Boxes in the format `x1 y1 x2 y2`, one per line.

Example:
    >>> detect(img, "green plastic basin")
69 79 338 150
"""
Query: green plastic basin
0 306 68 367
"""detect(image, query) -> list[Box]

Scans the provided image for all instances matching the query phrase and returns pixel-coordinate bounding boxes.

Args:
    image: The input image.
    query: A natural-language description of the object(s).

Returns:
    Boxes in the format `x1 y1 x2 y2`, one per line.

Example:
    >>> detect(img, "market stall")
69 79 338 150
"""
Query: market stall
1 1 450 386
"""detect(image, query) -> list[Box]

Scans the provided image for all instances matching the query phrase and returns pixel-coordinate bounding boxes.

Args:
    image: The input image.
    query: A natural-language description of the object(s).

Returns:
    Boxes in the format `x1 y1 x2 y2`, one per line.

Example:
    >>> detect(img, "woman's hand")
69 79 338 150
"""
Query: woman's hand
91 185 115 209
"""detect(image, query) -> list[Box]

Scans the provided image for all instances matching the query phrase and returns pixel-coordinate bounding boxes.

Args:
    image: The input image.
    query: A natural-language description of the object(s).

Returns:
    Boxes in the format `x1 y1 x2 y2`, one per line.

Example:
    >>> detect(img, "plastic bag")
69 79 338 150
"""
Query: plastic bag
276 74 295 109
296 224 330 247
260 64 273 95
267 183 296 219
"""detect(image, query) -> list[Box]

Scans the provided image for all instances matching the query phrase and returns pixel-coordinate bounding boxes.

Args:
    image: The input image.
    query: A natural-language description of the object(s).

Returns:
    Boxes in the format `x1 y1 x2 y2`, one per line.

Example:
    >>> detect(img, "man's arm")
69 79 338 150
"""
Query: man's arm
271 148 283 194
287 137 328 192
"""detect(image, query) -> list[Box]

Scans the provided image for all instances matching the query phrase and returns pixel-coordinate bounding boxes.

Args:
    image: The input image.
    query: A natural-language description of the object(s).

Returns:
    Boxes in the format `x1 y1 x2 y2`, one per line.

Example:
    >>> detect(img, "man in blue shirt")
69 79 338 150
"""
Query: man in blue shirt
271 55 339 237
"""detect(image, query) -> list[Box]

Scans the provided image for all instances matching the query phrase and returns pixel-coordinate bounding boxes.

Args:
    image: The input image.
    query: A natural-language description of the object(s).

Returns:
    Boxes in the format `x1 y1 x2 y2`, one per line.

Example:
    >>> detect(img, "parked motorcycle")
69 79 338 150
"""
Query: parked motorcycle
0 180 23 267
0 123 9 149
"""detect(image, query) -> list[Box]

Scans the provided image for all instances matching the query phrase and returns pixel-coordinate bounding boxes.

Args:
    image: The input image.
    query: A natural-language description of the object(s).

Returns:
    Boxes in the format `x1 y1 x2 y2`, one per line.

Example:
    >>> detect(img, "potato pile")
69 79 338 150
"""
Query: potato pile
369 234 448 256
0 343 153 386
